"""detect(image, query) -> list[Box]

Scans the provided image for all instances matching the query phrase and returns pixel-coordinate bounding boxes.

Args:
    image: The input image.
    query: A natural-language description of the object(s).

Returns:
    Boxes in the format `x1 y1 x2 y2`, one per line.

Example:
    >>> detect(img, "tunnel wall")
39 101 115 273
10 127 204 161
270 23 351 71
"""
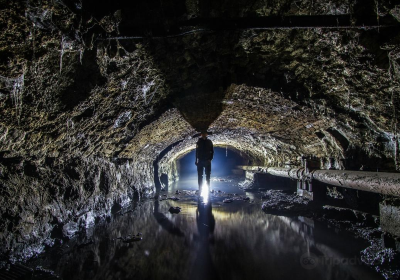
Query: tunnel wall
1 0 400 262
0 156 141 260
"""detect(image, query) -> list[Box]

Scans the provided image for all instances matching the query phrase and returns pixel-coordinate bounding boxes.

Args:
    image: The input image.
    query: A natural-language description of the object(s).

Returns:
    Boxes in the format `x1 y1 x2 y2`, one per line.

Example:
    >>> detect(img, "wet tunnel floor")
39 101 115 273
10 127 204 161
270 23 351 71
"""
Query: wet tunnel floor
24 176 383 280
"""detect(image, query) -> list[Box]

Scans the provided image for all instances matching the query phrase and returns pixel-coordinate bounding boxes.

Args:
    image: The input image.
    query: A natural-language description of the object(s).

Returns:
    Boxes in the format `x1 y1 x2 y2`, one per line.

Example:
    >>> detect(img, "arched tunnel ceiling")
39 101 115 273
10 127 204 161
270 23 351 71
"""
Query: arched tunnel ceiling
0 0 400 170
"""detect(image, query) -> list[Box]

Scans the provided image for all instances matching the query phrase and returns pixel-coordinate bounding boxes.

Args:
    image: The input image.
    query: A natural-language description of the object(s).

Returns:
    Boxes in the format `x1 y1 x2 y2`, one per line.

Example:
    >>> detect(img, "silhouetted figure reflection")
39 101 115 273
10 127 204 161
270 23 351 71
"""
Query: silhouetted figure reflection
196 199 215 240
191 199 219 280
195 131 214 191
153 186 184 237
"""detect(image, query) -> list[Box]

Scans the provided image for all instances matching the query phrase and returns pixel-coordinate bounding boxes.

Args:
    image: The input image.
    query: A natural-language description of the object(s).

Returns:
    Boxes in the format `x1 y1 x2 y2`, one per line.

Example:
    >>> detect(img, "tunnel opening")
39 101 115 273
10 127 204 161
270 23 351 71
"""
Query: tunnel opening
178 146 248 180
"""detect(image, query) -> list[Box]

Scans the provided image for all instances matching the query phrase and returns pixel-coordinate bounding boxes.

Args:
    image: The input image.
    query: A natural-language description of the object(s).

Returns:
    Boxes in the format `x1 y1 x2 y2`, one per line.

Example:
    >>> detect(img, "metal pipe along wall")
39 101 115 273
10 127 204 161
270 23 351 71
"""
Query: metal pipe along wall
265 167 400 197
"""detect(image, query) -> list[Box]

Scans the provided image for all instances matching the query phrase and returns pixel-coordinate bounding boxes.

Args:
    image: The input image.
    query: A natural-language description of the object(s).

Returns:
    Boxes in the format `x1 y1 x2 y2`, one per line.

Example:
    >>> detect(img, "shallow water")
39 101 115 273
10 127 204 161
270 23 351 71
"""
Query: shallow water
28 176 383 280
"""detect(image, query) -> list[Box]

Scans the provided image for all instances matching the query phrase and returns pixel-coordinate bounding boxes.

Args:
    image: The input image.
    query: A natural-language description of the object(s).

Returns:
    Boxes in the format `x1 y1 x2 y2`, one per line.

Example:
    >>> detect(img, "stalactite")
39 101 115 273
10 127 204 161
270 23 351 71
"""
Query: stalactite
0 74 24 125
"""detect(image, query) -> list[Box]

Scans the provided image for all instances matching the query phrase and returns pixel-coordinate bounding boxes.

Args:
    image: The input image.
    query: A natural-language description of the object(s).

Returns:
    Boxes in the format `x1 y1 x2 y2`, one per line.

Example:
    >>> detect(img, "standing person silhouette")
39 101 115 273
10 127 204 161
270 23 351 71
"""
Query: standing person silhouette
195 131 214 190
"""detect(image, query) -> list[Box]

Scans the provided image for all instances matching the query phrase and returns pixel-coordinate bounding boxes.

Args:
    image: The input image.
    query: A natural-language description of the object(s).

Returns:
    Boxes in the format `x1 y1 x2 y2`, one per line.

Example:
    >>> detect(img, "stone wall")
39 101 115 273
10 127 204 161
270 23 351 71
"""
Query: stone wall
1 0 400 261
0 155 141 260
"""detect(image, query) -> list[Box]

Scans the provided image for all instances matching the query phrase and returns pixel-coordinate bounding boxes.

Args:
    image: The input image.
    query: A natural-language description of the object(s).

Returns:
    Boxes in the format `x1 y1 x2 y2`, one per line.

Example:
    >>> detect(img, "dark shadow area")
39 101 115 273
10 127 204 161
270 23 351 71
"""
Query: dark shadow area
256 174 382 215
311 180 383 215
59 49 106 111
160 173 169 188
153 139 186 190
60 0 399 35
173 88 228 132
254 173 297 191
153 198 185 237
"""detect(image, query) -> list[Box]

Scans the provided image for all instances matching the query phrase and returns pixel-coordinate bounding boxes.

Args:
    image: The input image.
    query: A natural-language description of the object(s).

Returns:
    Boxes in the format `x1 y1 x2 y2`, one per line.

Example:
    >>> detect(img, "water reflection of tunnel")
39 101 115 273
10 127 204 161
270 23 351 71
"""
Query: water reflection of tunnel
179 146 249 179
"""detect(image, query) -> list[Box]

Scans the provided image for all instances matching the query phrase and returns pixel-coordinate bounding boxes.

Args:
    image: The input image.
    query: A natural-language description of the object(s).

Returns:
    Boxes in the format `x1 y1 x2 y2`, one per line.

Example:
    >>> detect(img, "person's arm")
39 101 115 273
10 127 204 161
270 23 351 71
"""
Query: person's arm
209 140 214 161
195 141 199 165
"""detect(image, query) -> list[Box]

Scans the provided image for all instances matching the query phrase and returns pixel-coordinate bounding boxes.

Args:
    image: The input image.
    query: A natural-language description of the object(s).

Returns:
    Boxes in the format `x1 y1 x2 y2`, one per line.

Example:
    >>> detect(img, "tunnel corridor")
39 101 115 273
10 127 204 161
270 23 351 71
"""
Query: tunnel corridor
1 0 400 279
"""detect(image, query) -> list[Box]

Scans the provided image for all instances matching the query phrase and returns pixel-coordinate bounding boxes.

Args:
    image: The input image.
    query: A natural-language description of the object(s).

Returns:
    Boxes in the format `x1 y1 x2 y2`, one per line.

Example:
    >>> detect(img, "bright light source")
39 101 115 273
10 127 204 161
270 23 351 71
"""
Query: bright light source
200 182 209 204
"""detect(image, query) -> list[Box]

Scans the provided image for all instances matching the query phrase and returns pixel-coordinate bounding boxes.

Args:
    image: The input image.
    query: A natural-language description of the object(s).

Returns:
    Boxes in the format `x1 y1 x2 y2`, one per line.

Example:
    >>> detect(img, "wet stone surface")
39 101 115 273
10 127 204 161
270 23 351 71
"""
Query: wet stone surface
1 176 398 280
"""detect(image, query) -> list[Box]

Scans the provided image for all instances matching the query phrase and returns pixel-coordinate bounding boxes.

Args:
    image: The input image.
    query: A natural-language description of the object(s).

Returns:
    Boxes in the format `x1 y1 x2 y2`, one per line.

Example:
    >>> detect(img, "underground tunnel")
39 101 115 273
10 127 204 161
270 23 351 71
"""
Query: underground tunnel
1 0 400 279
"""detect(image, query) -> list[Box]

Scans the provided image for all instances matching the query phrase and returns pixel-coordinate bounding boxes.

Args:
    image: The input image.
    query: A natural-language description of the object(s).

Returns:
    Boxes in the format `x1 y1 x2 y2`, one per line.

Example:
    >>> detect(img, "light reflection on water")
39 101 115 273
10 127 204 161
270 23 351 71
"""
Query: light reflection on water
35 177 382 280
200 182 209 204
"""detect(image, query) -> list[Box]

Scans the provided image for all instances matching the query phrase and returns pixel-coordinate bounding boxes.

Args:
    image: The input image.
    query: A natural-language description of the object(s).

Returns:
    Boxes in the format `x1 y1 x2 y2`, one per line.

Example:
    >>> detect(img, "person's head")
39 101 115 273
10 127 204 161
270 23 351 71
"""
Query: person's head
201 131 208 139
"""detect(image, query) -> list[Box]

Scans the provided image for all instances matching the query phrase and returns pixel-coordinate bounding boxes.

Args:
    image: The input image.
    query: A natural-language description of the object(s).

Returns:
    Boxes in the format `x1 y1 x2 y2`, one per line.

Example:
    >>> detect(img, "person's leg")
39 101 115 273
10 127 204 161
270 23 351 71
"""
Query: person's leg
197 162 203 189
205 161 211 186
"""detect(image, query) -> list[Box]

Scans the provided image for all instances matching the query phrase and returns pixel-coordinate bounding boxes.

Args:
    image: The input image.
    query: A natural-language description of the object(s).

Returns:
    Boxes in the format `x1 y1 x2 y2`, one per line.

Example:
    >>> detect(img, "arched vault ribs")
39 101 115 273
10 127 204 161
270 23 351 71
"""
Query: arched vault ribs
120 82 399 193
121 84 350 191
152 83 347 189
